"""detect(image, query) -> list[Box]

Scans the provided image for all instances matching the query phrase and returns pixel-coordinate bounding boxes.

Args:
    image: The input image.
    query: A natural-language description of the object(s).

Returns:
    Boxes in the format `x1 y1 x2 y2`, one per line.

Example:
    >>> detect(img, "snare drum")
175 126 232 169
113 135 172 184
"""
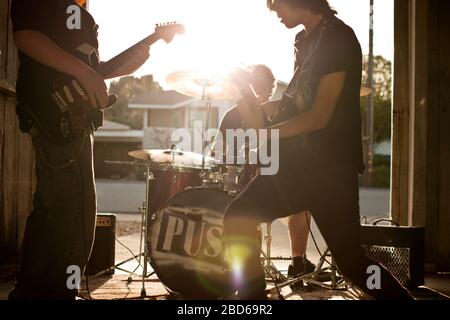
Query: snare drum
148 187 234 298
132 149 215 212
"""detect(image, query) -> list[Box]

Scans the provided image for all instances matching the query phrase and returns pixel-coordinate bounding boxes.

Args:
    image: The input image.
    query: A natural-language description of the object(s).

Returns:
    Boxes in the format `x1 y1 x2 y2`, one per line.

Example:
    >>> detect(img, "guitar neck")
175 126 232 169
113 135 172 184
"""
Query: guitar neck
96 33 160 77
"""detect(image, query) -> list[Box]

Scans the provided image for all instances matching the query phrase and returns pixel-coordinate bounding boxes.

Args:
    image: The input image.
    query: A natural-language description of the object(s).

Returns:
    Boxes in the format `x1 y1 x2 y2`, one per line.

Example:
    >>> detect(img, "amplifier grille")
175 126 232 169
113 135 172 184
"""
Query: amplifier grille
363 245 411 286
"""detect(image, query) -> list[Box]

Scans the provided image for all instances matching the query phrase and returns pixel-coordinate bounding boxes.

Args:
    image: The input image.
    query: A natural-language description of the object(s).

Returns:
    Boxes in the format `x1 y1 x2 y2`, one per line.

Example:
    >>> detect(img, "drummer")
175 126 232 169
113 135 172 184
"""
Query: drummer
214 64 315 284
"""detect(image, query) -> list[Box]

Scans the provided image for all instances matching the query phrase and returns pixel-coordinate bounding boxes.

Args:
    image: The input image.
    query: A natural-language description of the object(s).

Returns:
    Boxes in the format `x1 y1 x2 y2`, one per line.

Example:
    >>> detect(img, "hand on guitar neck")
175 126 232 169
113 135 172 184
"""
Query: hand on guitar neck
49 22 184 143
64 22 185 110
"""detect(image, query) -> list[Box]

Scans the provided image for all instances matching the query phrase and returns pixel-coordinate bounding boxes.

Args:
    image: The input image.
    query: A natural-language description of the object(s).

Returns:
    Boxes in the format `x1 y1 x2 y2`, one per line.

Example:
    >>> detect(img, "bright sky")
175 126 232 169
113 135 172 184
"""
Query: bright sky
89 0 393 86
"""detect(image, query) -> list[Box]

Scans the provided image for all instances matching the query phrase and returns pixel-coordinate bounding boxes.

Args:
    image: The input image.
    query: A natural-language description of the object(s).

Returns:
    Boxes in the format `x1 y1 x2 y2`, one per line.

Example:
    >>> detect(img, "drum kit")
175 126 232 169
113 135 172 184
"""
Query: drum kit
107 70 271 299
107 69 366 299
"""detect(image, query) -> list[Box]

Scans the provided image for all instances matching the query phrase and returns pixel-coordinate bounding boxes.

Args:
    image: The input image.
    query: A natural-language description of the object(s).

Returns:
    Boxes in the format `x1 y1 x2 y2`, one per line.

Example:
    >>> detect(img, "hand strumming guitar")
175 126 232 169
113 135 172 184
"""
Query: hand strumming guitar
13 30 109 110
74 64 109 109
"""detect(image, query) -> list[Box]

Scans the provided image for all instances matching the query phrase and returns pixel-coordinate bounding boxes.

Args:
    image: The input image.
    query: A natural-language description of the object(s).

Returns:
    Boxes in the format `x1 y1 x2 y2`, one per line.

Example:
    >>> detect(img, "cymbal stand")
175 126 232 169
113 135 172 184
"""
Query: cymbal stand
106 163 156 297
199 80 213 180
260 223 288 283
139 163 157 296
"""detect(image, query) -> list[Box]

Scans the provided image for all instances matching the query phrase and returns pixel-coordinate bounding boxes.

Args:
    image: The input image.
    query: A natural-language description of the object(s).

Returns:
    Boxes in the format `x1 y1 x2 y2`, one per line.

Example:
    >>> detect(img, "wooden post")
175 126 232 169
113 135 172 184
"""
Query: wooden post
391 0 411 226
436 0 450 271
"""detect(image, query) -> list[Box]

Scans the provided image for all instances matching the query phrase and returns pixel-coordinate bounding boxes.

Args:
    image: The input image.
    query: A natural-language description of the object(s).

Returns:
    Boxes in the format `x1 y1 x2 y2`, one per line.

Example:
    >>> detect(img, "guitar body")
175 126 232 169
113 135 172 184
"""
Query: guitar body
49 75 115 144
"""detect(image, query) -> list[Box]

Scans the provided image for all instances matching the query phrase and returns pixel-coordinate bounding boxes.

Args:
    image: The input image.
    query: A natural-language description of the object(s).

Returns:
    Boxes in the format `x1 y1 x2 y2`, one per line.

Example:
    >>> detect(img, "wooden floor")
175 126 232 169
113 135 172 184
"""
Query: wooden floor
79 273 363 300
79 272 450 301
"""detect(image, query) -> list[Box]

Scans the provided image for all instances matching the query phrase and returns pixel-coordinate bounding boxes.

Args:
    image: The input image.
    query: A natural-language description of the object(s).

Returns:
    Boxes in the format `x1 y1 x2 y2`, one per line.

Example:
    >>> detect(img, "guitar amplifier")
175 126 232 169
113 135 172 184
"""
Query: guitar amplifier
86 214 116 276
360 220 425 289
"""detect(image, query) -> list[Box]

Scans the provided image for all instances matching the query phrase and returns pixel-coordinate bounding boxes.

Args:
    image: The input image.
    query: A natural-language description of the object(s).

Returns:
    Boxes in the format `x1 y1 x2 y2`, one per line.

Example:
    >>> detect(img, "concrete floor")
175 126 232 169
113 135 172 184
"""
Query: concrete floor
1 180 448 300
1 227 449 300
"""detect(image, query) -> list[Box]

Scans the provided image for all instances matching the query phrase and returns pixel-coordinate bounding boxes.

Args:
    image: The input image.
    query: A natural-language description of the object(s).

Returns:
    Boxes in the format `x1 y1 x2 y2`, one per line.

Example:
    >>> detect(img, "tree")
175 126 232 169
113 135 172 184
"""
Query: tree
362 55 392 101
104 75 162 129
360 55 392 144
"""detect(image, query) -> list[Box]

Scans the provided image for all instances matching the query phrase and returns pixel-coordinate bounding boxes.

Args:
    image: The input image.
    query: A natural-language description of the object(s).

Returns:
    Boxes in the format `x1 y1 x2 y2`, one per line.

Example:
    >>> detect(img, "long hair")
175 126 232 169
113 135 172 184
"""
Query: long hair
270 0 337 15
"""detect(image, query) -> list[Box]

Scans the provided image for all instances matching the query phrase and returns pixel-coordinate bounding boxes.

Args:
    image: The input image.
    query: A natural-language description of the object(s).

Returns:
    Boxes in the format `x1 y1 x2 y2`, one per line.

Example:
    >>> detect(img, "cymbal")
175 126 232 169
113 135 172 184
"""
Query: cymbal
165 70 241 100
360 86 372 97
128 149 216 170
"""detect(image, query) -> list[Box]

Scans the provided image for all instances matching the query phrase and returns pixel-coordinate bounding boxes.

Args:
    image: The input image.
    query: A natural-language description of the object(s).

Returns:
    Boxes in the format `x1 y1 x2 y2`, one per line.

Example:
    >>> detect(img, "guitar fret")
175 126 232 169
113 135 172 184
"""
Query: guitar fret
95 23 185 77
98 34 158 78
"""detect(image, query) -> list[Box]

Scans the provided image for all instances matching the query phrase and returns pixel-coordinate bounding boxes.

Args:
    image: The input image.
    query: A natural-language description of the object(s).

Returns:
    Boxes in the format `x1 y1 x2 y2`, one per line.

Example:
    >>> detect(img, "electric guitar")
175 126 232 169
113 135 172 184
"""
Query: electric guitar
30 22 185 144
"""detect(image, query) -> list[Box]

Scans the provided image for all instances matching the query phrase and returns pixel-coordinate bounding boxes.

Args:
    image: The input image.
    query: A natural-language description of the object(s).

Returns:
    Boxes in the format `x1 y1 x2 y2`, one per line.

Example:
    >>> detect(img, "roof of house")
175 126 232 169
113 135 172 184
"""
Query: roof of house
94 120 142 142
129 90 198 109
100 120 131 131
94 130 143 143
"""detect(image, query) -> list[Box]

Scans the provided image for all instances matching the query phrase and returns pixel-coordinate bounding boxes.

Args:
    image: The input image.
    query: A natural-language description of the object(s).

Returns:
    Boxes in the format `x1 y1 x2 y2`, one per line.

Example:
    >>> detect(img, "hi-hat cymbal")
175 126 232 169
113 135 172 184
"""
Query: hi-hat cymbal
360 86 372 97
128 149 216 170
166 70 241 100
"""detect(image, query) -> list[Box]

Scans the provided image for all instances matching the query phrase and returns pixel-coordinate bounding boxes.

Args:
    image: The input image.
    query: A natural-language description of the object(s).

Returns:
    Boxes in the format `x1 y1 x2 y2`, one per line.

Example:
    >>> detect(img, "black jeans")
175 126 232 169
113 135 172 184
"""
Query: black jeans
9 132 97 300
223 160 413 300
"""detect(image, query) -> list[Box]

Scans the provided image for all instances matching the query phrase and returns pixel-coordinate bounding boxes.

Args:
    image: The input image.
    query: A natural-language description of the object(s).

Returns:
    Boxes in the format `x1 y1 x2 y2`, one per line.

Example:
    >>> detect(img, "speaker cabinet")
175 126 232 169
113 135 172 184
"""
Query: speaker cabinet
86 214 116 275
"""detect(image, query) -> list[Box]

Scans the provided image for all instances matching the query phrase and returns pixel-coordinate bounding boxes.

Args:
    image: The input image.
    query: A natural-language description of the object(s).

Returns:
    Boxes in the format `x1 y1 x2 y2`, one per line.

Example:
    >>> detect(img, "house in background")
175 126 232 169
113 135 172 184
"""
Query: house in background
129 90 234 150
93 120 143 179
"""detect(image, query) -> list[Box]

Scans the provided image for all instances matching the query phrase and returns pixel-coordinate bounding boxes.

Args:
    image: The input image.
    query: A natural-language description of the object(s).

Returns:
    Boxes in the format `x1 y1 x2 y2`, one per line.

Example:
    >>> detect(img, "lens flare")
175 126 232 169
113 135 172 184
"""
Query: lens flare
228 243 252 289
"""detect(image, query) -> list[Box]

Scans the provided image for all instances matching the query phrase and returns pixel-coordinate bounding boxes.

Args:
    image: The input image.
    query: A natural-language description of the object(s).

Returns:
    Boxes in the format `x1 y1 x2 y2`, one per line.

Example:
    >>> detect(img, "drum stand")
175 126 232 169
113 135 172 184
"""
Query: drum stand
105 163 157 297
261 223 289 284
265 249 348 297
261 223 352 298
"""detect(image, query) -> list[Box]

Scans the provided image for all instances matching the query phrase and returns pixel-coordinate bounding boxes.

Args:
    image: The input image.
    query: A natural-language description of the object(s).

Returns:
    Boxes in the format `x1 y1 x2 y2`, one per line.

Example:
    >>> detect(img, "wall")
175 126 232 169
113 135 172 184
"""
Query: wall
0 0 35 261
392 0 450 271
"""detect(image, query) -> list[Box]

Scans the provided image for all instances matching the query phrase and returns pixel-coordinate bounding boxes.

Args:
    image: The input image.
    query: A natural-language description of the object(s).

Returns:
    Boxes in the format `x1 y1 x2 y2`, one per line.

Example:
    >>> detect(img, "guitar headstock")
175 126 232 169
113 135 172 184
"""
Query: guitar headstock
155 22 185 43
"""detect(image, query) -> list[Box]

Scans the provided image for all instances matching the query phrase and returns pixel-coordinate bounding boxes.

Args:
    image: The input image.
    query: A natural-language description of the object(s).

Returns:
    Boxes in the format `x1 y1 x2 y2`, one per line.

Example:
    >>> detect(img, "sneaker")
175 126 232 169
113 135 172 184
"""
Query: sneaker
288 256 316 277
288 256 316 291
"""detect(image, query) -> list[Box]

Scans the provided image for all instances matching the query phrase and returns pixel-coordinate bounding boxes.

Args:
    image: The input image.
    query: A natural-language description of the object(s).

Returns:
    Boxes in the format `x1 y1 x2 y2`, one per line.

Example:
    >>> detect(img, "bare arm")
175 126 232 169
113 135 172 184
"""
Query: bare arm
103 45 151 79
269 71 346 138
13 30 108 108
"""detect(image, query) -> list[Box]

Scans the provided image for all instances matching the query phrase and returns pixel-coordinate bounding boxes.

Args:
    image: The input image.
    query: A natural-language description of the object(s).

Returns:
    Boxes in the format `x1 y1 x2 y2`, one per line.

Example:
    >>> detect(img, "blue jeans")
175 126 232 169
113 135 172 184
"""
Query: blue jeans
9 132 97 300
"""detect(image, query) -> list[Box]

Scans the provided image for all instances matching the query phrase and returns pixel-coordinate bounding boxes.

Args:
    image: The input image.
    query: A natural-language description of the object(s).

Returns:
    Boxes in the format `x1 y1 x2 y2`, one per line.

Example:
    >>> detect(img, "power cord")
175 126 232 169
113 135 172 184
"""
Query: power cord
115 236 143 274
306 212 332 266
263 262 284 300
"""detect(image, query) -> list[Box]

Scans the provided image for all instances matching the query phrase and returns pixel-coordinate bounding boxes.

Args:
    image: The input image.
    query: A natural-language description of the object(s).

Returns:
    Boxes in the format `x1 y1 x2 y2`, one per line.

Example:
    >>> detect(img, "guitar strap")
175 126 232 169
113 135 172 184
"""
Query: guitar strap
16 103 48 139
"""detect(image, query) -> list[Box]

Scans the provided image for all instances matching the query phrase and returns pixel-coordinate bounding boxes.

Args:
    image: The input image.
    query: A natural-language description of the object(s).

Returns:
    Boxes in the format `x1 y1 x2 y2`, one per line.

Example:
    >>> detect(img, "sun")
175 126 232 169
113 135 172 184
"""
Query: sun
151 0 283 88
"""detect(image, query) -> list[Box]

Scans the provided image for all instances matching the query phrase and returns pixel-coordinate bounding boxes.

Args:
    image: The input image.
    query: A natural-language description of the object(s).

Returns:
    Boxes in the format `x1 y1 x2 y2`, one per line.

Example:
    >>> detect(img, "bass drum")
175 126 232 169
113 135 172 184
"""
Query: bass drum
148 187 235 299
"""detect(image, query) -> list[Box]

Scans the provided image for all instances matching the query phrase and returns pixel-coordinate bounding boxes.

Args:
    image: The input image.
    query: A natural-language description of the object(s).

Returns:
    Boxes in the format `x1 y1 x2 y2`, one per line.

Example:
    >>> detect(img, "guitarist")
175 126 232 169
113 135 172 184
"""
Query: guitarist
9 0 150 299
223 0 413 300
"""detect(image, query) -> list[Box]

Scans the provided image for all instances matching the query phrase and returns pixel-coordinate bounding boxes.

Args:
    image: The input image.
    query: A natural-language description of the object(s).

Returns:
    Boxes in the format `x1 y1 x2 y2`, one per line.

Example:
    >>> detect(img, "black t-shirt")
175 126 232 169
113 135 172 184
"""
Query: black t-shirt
217 106 245 164
10 0 100 133
277 14 365 174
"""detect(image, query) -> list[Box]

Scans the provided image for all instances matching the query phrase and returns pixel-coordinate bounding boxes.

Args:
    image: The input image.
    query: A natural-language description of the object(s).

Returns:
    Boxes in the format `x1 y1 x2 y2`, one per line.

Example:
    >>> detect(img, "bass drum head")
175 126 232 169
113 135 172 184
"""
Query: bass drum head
148 187 234 299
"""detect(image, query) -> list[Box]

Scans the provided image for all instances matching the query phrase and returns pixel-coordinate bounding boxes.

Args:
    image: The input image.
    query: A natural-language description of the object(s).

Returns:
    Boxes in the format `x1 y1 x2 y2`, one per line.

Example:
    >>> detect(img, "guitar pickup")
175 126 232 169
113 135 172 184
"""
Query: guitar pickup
63 85 74 103
72 80 87 99
52 92 67 111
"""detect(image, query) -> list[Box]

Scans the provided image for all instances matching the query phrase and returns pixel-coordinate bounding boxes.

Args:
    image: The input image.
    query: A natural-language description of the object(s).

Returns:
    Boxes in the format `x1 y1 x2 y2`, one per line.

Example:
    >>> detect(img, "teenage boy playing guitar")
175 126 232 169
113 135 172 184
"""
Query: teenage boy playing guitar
9 0 182 299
